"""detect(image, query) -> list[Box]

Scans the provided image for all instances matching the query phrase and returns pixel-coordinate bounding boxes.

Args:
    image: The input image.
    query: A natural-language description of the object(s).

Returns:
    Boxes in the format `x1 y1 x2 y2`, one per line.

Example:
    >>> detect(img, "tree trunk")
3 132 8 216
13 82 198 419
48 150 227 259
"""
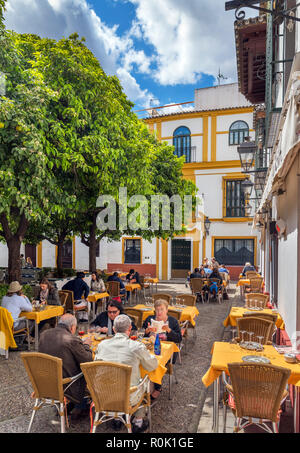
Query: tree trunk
56 239 65 277
89 216 101 272
7 236 22 283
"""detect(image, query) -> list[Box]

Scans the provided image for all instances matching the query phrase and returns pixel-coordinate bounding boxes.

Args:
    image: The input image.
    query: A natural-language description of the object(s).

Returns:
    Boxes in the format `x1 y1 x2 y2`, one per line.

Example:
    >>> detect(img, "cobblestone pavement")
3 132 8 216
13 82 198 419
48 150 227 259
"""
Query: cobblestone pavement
0 282 245 433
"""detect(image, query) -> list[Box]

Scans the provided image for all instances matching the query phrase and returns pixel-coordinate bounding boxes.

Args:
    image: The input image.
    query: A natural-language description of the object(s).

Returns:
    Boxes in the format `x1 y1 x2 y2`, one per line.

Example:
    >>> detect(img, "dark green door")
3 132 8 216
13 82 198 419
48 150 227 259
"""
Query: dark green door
171 239 191 278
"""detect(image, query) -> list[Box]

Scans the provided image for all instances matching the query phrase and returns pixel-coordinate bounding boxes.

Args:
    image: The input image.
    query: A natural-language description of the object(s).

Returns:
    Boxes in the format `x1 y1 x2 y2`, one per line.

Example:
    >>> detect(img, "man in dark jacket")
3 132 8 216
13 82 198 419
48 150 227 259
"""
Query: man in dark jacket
89 301 137 334
190 268 202 279
62 272 89 301
39 314 93 420
241 262 256 276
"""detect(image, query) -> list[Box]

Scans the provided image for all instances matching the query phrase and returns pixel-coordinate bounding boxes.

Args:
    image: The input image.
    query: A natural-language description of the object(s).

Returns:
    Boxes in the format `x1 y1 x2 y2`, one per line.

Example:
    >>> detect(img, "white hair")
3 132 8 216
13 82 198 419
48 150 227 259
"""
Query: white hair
113 315 131 333
58 314 77 331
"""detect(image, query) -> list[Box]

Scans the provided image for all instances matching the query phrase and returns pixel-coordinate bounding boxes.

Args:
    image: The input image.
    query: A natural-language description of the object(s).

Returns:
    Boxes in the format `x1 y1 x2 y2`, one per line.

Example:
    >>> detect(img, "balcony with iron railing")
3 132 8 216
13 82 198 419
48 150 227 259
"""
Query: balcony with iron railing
175 146 201 163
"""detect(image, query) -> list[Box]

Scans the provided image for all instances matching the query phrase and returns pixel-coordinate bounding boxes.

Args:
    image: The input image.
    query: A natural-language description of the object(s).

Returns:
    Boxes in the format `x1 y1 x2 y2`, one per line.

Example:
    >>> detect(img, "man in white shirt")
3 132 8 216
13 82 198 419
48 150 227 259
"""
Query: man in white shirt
94 314 158 433
1 281 34 341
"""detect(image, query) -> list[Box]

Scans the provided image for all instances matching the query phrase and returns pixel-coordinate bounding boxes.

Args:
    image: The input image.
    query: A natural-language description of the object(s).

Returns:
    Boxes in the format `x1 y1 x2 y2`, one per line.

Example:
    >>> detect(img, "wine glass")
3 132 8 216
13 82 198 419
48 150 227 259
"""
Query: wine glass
138 328 145 340
248 331 254 343
240 330 246 344
256 336 264 356
231 328 237 342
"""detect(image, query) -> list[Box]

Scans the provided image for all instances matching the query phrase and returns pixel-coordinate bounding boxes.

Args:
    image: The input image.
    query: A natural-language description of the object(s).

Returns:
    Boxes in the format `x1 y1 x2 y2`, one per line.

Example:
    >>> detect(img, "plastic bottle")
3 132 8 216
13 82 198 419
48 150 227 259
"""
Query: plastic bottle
154 333 161 355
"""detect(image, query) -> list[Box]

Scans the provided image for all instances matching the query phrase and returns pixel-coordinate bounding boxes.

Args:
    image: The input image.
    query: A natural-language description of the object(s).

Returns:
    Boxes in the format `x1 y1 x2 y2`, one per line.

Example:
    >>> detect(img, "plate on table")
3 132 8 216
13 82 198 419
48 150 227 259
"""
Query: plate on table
94 334 107 341
140 307 153 311
242 355 270 364
246 307 263 311
240 341 264 351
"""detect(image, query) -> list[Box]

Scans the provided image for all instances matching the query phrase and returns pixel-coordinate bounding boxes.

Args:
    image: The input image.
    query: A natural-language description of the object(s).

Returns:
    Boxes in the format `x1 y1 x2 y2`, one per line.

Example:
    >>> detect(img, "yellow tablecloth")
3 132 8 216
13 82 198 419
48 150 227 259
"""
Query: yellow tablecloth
133 304 199 327
125 284 141 292
85 334 179 385
202 341 300 388
87 292 110 303
236 279 250 287
144 278 159 284
223 307 285 330
20 305 64 324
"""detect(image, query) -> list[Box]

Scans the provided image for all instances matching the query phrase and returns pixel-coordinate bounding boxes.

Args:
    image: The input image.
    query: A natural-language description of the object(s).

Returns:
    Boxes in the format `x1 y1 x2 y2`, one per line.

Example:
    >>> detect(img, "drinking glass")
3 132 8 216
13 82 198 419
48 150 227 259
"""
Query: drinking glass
138 328 145 340
240 330 246 343
248 331 254 343
256 336 264 356
259 300 263 310
231 328 237 342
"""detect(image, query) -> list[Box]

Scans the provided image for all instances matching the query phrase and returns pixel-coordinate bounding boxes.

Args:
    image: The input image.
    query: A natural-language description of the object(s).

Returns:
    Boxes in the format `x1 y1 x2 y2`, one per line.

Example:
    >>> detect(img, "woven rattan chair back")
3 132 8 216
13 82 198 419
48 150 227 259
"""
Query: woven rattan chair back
21 352 64 402
228 362 291 422
236 317 273 344
152 293 172 304
242 312 277 341
245 271 259 279
80 361 132 414
124 308 144 329
248 277 264 293
190 278 205 294
60 290 74 313
106 281 120 297
175 294 196 307
58 291 68 308
167 309 182 322
245 293 268 309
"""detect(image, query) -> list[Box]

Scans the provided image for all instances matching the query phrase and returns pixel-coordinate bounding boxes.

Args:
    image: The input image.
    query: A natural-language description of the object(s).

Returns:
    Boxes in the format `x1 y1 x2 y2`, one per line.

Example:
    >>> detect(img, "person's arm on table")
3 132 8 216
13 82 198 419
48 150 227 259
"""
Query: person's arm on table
165 317 182 343
136 344 158 372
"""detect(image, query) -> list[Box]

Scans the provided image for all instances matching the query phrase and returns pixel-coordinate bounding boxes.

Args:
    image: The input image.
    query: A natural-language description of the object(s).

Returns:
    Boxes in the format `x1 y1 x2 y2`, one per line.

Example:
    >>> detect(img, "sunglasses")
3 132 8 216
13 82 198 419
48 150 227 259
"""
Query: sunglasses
108 310 119 314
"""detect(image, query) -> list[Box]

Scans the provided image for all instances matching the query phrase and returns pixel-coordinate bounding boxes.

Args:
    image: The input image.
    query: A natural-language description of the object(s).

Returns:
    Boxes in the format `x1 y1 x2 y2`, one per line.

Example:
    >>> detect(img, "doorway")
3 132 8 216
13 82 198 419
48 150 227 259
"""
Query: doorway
171 239 191 278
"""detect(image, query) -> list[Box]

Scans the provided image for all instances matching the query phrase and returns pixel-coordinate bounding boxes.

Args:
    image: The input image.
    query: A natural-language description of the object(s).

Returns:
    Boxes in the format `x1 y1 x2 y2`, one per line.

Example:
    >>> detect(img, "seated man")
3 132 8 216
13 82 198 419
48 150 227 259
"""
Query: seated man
1 281 34 342
39 314 93 421
241 262 256 277
89 301 137 334
62 272 89 321
107 272 126 299
190 268 202 279
125 269 140 301
94 314 158 433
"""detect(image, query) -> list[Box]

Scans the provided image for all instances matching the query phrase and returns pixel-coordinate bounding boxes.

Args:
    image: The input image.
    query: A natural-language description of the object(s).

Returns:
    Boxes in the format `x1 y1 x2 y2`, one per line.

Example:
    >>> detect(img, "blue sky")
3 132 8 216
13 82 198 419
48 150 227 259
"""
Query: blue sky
4 0 239 116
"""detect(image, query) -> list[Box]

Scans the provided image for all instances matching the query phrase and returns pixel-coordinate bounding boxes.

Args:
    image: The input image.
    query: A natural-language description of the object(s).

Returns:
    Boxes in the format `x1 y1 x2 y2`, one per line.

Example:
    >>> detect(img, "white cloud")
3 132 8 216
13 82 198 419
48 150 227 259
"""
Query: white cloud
4 0 155 106
127 0 237 86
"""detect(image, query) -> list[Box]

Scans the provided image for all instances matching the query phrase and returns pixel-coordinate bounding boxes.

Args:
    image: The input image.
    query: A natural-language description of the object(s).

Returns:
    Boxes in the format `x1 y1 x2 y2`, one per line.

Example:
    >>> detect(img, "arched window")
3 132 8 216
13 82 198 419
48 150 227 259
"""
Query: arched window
173 126 191 162
229 121 249 145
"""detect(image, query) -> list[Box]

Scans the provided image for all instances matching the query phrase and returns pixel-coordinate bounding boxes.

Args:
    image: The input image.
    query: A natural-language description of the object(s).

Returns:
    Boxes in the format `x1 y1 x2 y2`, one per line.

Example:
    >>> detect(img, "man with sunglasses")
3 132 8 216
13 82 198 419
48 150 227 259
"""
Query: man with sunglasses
89 300 137 335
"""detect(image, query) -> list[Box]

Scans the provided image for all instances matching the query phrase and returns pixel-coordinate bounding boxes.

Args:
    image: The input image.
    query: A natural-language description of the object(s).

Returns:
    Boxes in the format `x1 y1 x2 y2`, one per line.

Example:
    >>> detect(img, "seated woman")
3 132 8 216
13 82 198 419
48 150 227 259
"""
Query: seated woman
142 299 182 400
209 266 222 298
35 278 60 332
90 271 106 293
89 301 137 335
36 278 60 305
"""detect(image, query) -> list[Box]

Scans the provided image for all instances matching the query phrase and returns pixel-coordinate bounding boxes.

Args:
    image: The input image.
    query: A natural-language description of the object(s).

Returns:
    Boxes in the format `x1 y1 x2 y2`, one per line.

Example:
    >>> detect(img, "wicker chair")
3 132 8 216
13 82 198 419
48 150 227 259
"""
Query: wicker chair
245 293 269 309
190 278 207 303
106 281 126 303
152 293 172 304
224 362 290 433
242 312 277 342
175 294 196 307
139 275 151 298
235 317 273 345
245 271 259 279
21 352 83 433
80 361 151 433
246 277 264 294
207 279 223 304
59 290 90 320
124 308 145 329
58 291 68 311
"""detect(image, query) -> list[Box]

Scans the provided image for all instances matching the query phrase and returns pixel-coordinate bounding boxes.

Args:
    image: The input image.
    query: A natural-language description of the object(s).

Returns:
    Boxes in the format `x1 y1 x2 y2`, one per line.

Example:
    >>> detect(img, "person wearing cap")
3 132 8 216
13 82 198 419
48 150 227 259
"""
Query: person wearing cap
1 281 34 333
62 272 90 321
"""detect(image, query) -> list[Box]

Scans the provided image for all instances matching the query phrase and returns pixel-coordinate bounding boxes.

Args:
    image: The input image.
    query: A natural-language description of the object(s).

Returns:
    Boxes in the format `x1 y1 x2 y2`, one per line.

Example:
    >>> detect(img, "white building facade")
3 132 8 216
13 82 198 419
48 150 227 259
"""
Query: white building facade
0 84 260 280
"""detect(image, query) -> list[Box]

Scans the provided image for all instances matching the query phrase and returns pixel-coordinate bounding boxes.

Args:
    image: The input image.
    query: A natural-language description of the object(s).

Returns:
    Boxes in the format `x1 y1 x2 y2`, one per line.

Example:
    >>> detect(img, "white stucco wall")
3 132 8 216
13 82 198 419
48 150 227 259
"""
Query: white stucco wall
194 83 251 110
276 160 298 339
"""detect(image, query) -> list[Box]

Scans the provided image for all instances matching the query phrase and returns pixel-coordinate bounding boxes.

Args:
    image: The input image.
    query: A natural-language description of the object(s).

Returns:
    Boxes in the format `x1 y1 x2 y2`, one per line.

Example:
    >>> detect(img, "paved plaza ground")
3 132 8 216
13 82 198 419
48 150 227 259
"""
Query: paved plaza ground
0 281 294 433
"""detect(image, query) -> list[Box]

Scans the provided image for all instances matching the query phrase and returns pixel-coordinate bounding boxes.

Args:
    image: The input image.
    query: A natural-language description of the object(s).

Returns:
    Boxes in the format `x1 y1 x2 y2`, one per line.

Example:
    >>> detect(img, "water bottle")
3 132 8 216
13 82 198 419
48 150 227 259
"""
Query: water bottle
154 333 161 355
